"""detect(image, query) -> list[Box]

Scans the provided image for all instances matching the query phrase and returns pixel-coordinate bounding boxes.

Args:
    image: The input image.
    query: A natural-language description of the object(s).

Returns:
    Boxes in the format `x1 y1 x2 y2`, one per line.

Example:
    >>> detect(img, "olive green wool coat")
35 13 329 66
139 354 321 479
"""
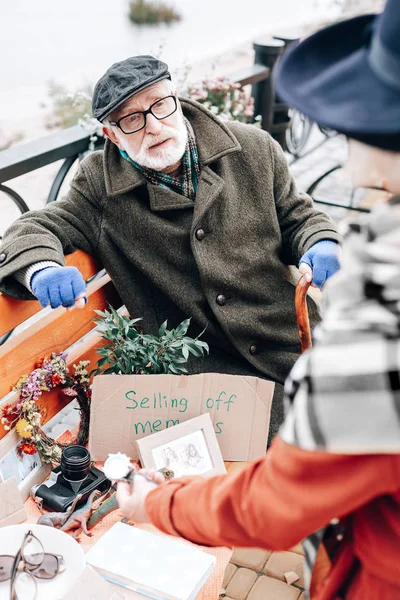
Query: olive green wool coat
0 98 340 387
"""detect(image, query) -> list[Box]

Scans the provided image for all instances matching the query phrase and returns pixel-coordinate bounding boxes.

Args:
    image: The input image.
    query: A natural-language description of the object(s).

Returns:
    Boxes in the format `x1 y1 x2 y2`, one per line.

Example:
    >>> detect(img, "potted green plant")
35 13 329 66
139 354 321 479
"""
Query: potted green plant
92 307 209 376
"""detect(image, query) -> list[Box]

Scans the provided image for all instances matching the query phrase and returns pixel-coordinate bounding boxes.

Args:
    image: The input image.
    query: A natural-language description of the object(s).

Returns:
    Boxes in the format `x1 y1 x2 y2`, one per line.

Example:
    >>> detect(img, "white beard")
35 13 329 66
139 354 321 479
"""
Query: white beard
122 117 188 171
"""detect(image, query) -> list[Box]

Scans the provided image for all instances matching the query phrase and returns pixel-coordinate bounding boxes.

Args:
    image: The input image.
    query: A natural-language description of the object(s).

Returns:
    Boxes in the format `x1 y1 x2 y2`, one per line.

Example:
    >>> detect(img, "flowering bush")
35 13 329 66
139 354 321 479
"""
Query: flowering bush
184 76 261 126
45 82 94 130
45 81 104 150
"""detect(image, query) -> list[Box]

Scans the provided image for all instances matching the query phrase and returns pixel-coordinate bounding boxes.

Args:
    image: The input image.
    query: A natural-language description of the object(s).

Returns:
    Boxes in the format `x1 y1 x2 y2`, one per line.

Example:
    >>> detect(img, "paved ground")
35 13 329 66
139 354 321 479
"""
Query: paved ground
221 546 305 600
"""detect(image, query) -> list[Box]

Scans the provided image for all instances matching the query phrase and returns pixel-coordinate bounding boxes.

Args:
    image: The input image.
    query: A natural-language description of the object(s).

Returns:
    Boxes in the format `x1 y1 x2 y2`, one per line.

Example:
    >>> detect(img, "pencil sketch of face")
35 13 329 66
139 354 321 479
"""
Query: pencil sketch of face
0 445 40 485
162 447 180 468
187 444 200 458
152 429 213 477
182 443 202 468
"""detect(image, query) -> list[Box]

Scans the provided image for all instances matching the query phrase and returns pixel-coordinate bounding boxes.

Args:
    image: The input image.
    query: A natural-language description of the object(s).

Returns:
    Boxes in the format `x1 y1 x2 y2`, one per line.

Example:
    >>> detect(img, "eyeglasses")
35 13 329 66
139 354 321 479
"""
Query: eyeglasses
109 95 177 134
0 530 64 600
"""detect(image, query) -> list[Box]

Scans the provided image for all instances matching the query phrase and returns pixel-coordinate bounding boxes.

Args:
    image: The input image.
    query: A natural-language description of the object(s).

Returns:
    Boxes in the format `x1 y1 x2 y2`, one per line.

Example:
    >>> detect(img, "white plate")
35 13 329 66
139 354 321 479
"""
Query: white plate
0 524 85 599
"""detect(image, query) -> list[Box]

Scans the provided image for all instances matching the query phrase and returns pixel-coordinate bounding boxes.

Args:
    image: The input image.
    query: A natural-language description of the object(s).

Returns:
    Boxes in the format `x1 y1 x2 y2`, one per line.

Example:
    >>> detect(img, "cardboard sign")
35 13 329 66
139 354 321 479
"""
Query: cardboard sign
0 477 27 527
89 374 274 462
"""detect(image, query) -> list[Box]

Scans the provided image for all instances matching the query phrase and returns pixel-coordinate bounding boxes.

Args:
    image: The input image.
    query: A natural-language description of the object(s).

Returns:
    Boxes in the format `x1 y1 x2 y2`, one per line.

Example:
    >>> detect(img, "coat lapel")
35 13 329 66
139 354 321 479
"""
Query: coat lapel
103 140 146 198
192 167 225 229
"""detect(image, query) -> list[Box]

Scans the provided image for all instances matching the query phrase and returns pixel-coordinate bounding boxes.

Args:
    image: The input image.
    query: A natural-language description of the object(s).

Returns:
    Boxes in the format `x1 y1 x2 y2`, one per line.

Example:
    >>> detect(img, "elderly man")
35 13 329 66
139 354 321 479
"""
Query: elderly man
0 56 340 437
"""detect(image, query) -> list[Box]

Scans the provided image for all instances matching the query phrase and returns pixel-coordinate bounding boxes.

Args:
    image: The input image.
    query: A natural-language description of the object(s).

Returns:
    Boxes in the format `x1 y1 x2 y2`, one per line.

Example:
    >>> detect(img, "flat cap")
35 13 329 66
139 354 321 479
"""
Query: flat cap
92 55 170 122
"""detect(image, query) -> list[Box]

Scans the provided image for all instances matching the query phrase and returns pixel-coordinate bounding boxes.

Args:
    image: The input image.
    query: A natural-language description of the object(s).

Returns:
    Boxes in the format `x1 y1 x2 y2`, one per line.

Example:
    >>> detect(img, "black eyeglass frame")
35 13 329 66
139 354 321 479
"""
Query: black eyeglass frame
108 95 178 134
0 554 63 582
7 530 64 600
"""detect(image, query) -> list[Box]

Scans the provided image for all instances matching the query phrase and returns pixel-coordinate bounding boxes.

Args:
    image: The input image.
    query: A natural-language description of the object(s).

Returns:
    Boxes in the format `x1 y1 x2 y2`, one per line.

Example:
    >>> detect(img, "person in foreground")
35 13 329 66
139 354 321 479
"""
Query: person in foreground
117 2 400 598
0 58 340 440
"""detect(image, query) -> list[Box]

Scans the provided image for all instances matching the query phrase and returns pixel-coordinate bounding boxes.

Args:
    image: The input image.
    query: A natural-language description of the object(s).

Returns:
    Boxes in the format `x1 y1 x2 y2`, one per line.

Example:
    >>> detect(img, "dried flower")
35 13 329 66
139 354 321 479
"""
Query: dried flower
62 387 78 397
1 403 12 416
19 441 37 455
51 373 63 386
1 411 15 424
15 419 33 439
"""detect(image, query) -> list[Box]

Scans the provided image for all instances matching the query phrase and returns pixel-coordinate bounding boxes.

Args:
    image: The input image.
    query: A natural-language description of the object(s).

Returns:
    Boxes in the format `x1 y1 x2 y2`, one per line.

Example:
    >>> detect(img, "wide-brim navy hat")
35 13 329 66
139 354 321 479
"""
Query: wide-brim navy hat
275 0 400 151
92 55 170 122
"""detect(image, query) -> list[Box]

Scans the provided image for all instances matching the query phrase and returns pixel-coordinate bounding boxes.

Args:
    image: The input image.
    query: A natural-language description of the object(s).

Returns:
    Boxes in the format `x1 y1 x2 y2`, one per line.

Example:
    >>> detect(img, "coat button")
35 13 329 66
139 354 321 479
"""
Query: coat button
249 344 258 355
195 229 205 241
0 253 6 264
216 294 226 306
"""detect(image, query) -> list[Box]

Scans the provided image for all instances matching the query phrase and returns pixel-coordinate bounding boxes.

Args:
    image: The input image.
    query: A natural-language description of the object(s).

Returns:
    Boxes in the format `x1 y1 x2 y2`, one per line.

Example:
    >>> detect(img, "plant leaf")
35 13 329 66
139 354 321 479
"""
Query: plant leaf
174 318 191 338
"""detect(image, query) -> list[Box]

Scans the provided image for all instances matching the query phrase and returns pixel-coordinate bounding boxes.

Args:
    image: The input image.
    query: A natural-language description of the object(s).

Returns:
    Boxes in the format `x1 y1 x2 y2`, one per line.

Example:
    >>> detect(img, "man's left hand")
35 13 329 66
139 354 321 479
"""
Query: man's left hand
299 240 340 288
116 469 165 523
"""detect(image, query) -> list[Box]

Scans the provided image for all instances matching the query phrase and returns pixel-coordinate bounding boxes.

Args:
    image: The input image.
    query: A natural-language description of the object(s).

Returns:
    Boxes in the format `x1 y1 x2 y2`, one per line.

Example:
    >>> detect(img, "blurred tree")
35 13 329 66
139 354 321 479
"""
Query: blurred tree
128 0 181 25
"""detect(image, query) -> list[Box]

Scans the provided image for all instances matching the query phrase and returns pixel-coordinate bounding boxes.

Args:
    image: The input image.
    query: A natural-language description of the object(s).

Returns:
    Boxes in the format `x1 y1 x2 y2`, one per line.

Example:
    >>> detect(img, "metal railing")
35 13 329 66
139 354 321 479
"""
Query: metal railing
0 54 276 213
0 38 364 218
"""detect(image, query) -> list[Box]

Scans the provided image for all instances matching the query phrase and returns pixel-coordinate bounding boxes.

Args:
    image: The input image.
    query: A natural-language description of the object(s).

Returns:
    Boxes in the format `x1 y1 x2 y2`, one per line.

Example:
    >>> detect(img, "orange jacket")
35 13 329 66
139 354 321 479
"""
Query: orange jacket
146 436 400 599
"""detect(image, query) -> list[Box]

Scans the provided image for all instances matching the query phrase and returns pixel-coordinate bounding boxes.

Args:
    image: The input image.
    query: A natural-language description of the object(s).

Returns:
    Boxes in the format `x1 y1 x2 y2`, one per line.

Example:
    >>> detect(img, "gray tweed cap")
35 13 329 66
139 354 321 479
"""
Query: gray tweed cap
92 55 171 122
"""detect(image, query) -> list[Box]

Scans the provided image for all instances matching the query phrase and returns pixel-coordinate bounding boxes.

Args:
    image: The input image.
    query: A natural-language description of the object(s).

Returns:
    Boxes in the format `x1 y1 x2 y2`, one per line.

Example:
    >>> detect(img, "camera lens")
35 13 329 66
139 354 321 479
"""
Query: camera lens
60 445 91 483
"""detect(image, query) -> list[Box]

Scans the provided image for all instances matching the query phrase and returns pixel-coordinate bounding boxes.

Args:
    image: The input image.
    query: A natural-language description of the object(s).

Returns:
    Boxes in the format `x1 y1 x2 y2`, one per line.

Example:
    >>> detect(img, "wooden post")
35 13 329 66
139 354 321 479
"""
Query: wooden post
271 35 301 150
252 40 284 133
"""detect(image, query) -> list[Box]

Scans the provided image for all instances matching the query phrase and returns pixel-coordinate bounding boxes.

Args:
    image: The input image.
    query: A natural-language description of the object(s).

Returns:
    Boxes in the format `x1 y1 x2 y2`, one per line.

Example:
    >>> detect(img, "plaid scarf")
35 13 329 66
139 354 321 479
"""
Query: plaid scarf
119 118 200 200
280 197 400 597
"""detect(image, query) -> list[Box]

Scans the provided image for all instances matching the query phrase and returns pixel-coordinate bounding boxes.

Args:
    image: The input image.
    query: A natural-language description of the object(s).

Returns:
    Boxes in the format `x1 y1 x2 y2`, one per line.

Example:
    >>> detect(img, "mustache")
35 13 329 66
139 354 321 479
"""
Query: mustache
143 126 177 150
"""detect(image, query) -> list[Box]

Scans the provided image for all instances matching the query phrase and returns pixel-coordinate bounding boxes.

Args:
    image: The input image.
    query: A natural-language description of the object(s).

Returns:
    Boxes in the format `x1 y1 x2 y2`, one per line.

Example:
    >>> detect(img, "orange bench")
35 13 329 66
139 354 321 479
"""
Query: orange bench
0 250 123 443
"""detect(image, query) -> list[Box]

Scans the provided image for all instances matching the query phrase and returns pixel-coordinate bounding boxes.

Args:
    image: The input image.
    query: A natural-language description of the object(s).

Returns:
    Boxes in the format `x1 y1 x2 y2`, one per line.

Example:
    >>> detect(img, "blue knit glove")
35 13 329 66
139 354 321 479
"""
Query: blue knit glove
31 266 87 309
299 240 340 288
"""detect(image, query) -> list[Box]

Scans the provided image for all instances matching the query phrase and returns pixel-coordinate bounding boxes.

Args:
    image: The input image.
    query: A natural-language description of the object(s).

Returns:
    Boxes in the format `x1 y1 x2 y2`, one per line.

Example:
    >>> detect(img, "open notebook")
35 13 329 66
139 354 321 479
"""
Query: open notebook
86 522 216 600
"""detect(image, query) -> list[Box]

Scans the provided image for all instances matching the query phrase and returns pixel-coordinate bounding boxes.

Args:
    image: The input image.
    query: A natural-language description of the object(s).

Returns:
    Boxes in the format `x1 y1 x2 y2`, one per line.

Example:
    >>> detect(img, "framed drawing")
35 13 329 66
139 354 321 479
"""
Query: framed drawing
137 413 226 479
0 429 51 502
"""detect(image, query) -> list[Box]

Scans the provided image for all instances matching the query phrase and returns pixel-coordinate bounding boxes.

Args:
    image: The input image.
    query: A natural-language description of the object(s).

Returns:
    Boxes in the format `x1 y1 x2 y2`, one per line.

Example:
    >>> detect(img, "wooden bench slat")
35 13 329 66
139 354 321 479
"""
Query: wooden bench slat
0 250 102 336
0 275 121 398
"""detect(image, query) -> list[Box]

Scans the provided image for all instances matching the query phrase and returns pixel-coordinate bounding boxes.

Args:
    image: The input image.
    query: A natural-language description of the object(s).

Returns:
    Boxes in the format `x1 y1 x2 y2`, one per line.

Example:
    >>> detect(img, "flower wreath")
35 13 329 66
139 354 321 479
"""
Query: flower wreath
1 353 91 464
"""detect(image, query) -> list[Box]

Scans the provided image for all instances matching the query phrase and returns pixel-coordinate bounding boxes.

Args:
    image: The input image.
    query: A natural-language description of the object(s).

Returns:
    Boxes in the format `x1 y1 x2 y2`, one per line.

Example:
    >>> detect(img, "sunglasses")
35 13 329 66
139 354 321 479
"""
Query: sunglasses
0 530 64 600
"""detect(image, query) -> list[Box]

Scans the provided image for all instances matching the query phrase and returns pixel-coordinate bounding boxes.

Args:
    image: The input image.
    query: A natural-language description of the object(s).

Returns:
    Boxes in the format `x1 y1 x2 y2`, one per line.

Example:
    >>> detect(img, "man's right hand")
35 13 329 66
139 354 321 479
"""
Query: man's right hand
31 266 87 310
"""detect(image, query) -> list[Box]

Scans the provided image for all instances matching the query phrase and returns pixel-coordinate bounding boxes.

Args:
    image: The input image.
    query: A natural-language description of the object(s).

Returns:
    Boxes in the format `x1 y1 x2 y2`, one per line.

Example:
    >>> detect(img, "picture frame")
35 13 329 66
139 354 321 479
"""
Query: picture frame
136 413 227 479
0 428 51 502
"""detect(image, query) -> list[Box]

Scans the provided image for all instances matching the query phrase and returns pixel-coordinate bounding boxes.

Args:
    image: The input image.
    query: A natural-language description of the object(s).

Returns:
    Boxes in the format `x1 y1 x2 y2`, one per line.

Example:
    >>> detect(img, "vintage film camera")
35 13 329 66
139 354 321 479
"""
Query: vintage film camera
34 446 111 512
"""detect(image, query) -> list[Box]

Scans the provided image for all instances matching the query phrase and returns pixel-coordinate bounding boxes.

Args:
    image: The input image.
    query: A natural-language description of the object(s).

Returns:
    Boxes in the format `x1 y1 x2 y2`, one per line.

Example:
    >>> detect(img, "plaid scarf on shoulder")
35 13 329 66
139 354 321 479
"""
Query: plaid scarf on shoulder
280 197 400 598
119 118 200 200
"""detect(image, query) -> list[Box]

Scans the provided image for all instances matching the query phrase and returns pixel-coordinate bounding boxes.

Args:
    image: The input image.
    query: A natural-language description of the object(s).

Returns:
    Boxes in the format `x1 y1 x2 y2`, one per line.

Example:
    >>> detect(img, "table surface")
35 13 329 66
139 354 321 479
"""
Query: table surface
22 460 251 599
